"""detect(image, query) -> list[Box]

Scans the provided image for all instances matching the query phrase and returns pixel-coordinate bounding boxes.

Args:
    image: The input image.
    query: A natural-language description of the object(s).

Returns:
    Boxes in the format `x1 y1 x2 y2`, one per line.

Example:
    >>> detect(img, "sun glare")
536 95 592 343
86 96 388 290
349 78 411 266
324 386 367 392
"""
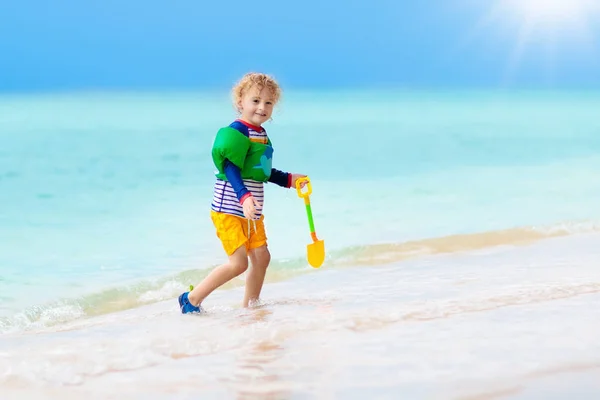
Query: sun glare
459 0 600 84
503 0 600 31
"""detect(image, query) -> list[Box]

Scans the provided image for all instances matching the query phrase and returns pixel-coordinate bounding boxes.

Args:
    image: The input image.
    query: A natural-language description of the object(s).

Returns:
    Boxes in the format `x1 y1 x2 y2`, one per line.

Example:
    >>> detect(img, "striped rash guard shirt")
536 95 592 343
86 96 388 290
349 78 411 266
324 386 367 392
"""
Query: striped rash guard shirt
211 120 292 219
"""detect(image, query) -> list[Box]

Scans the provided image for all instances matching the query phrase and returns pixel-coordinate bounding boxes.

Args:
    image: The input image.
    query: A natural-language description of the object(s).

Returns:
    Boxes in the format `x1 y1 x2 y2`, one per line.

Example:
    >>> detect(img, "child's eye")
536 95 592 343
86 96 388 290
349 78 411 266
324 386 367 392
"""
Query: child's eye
266 101 272 105
253 99 259 103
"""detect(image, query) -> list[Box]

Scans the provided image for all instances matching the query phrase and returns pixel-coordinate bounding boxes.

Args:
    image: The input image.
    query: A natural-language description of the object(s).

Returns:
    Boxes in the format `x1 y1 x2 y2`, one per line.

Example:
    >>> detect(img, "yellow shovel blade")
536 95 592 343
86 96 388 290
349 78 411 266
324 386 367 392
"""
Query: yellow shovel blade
307 240 325 268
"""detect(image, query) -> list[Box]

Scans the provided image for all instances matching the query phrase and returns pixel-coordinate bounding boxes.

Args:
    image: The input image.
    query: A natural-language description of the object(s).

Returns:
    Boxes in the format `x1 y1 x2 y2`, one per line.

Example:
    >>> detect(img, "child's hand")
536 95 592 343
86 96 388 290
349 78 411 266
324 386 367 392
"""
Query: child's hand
291 173 308 188
242 195 260 219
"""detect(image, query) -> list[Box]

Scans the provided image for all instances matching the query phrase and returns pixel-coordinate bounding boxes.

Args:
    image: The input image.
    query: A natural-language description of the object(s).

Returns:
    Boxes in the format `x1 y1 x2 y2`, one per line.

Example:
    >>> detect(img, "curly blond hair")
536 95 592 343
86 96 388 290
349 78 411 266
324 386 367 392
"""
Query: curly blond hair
232 72 281 113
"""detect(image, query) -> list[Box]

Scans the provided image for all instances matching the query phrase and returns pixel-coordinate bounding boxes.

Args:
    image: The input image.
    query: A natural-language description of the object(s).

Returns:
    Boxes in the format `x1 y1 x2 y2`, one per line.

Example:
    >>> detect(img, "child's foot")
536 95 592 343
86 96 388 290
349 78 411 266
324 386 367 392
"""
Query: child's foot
178 292 202 314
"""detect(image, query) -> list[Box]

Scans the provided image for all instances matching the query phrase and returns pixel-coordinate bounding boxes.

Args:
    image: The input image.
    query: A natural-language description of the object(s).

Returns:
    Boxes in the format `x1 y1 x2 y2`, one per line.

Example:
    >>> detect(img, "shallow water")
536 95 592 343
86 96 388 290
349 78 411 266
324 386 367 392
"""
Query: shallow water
1 90 600 398
2 232 600 399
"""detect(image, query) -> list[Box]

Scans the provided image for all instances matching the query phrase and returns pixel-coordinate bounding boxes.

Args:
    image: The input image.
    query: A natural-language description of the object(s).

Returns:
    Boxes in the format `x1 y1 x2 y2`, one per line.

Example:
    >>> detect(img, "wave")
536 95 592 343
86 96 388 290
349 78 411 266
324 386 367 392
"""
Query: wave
1 220 598 334
330 220 600 267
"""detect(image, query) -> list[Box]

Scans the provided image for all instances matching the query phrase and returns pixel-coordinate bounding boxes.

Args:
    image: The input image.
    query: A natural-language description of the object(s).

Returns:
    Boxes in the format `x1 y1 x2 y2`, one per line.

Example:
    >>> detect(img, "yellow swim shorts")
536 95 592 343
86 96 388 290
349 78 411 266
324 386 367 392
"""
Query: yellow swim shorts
210 210 267 256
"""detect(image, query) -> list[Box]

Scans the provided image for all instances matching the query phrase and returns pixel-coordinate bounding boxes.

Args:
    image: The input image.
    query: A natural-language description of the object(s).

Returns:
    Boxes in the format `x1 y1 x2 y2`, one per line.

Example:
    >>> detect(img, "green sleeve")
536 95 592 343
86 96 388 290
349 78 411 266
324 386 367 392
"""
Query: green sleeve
211 127 250 173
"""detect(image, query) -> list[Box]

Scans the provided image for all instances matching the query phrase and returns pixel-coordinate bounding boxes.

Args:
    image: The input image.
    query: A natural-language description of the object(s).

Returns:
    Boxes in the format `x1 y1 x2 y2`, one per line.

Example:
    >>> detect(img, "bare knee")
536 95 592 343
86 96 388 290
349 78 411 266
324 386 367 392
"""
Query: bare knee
261 250 271 268
230 258 249 276
252 246 271 269
227 246 249 276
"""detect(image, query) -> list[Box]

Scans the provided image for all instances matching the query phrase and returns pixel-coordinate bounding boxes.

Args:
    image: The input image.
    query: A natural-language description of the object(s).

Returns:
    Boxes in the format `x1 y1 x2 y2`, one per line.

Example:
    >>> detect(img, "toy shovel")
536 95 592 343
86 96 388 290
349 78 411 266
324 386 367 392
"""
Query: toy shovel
296 177 325 268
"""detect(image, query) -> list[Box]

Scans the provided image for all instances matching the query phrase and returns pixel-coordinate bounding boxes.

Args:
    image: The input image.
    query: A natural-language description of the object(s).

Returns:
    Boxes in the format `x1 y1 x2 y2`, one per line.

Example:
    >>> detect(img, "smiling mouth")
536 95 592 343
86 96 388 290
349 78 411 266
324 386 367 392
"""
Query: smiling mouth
255 112 266 117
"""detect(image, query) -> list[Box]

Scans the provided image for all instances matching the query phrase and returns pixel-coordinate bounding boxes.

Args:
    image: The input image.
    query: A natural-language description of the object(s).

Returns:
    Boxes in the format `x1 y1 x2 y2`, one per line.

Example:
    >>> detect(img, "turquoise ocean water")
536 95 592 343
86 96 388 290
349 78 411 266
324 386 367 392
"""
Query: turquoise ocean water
1 90 600 398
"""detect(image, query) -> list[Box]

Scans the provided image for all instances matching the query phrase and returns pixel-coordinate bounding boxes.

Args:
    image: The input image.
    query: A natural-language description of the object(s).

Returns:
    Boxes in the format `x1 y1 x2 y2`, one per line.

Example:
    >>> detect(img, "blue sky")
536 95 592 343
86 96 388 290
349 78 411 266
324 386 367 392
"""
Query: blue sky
1 0 599 92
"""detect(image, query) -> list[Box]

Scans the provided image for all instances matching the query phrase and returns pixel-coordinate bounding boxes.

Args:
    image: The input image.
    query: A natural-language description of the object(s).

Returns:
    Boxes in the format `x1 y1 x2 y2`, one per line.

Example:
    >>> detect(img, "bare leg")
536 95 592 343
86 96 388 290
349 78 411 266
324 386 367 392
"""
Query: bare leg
188 246 248 307
243 245 271 307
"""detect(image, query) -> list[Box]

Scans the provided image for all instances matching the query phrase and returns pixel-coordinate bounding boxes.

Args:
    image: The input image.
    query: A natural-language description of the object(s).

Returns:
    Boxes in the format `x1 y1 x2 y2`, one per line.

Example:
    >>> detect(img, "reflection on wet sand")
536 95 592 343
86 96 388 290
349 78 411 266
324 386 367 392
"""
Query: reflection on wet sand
228 308 292 400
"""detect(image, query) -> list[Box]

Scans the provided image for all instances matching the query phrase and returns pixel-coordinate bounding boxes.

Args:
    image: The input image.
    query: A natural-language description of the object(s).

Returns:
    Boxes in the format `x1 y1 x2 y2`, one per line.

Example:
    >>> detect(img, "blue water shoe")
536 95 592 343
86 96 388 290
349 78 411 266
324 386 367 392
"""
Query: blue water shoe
178 291 202 314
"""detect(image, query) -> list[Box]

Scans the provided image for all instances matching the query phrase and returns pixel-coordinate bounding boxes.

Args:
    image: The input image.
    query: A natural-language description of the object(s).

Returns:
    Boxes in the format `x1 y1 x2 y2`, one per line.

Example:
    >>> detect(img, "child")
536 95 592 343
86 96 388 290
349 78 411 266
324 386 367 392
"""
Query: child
178 72 307 313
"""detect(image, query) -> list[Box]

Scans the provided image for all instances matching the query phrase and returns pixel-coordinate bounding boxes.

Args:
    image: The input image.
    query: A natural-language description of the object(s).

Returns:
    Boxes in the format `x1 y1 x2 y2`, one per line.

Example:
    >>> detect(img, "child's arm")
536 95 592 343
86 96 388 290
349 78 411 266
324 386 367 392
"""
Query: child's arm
224 159 260 219
268 168 292 188
269 169 308 189
224 159 252 204
225 161 303 196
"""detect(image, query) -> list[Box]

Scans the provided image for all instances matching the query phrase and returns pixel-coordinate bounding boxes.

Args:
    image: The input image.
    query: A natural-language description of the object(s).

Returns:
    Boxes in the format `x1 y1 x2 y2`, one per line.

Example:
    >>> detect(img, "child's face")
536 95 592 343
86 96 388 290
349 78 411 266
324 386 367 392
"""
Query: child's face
238 85 275 127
